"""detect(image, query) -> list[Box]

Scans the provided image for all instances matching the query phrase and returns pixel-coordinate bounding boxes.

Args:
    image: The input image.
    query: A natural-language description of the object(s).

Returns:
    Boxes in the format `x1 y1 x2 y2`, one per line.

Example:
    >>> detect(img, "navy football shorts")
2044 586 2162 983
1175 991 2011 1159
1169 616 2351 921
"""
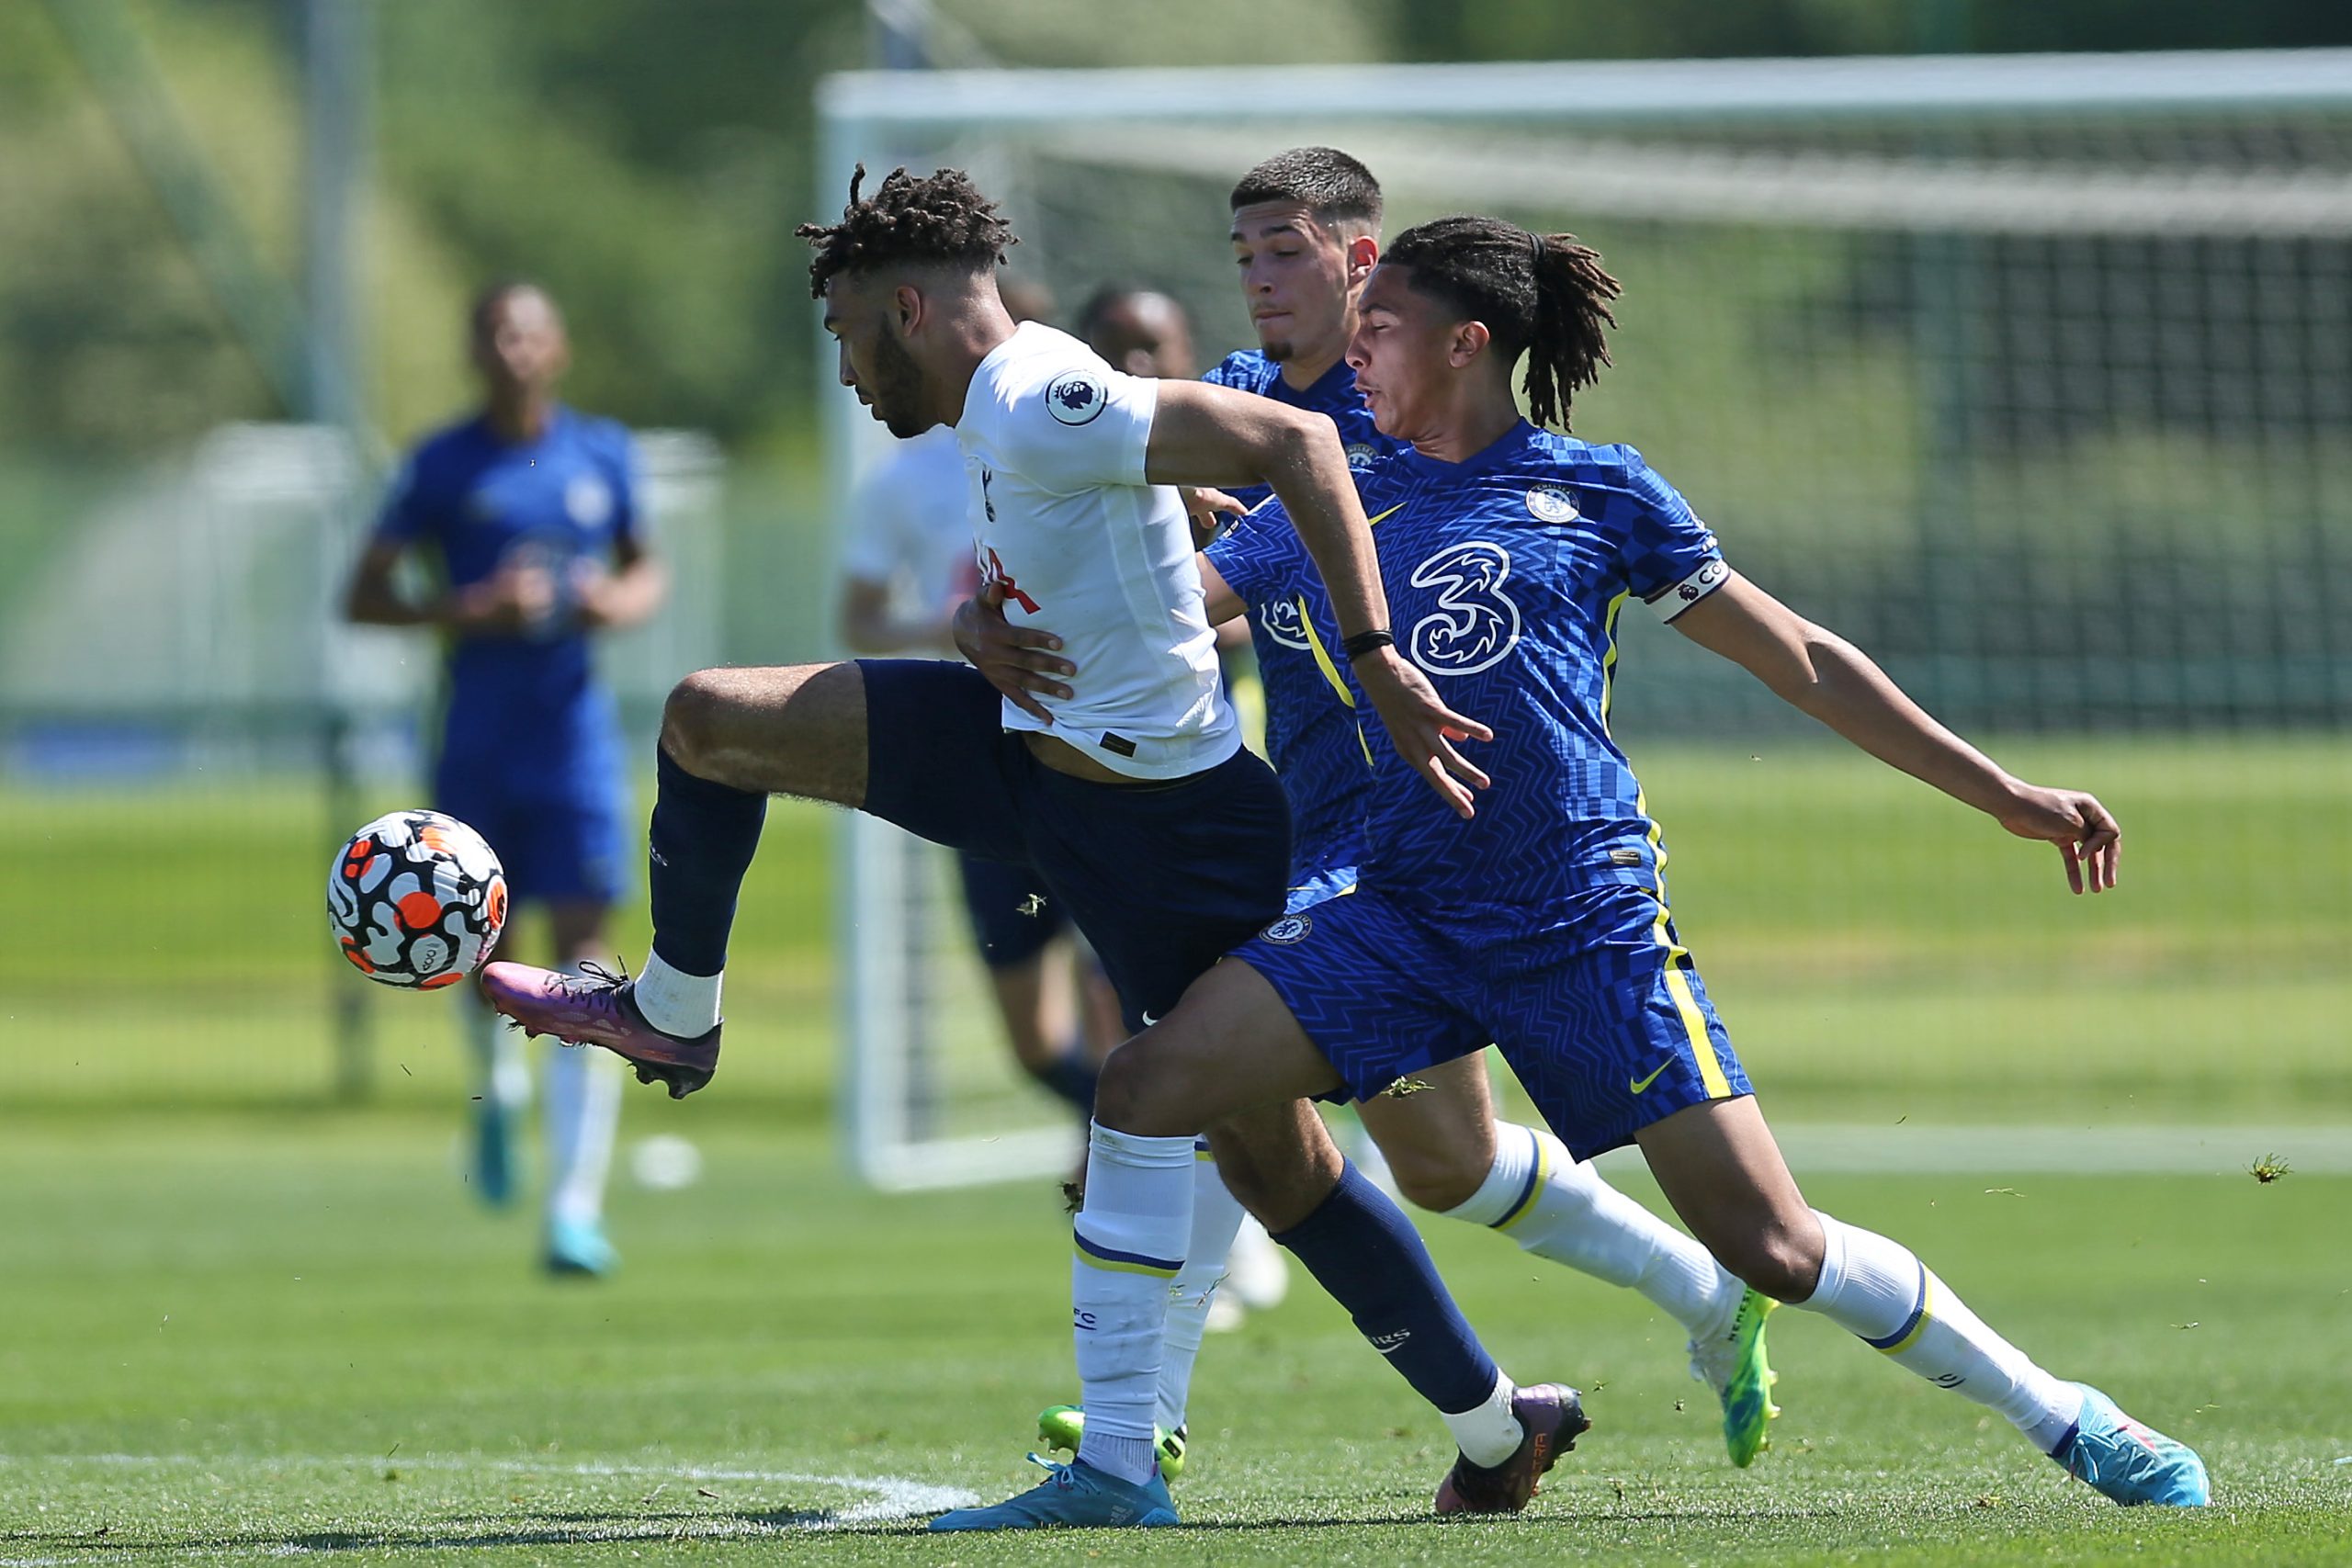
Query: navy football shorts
956 852 1070 971
859 660 1291 1032
1236 881 1753 1160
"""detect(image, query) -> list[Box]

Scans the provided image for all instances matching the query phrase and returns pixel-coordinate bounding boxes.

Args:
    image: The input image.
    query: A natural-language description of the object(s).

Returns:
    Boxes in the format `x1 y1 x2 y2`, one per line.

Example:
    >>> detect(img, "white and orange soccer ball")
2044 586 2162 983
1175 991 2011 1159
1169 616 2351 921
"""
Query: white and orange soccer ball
327 810 508 988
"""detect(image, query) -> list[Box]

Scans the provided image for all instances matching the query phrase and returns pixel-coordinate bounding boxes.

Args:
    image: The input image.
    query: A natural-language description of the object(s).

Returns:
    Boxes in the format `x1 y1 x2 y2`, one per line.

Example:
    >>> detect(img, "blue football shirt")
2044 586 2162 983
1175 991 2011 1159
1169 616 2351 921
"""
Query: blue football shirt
1260 423 1729 928
373 406 640 792
1200 351 1408 873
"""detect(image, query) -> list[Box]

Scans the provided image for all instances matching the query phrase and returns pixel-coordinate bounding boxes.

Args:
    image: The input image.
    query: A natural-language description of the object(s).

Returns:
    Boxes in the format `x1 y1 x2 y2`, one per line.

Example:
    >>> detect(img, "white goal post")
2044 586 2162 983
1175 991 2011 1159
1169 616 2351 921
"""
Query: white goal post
820 48 2352 1190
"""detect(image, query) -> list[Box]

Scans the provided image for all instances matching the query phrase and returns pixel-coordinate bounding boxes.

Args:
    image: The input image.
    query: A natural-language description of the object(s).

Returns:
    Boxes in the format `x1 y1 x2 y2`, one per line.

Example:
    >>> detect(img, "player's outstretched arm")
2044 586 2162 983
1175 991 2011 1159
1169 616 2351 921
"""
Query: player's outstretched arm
1145 380 1491 817
1673 571 2120 894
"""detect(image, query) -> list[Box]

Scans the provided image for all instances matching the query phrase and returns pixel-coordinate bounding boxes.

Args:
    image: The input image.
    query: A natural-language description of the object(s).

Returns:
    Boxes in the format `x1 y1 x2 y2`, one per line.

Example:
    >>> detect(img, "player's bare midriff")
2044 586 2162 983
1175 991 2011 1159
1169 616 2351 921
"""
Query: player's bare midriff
1023 730 1168 787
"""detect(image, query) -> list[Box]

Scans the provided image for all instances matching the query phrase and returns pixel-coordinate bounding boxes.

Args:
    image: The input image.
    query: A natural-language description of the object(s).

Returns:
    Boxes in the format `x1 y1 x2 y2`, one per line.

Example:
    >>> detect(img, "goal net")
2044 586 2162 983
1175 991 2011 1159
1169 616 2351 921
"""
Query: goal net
820 49 2352 1190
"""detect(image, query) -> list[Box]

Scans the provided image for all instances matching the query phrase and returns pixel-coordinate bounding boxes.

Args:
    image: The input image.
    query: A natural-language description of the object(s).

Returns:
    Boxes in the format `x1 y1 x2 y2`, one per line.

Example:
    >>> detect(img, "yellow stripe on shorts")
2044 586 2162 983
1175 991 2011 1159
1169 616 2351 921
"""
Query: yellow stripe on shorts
1637 788 1733 1101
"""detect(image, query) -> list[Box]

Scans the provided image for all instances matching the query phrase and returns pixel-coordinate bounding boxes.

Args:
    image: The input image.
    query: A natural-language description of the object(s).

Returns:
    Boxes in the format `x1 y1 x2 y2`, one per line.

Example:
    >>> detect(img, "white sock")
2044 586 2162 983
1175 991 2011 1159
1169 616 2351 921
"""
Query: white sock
1156 1140 1248 1434
635 949 720 1038
1071 1122 1194 1484
1444 1123 1735 1337
1801 1212 2081 1451
1442 1369 1524 1469
543 963 622 1230
465 990 530 1111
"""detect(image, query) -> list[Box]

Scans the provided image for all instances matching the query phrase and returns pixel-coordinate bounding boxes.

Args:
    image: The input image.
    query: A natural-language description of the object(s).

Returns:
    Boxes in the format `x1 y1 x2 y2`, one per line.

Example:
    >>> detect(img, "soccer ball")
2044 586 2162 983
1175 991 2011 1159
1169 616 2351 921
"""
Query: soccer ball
327 810 508 988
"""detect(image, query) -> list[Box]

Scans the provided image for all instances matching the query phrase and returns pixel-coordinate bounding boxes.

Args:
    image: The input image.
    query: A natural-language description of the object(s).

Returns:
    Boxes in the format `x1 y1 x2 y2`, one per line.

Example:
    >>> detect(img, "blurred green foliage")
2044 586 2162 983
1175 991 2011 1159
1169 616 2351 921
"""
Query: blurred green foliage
4 0 2349 463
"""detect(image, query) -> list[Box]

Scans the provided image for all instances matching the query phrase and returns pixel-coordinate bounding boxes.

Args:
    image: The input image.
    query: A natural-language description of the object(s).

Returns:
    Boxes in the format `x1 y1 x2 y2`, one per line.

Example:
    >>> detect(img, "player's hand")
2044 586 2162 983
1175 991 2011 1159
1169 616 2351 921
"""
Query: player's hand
955 581 1074 726
1179 486 1246 549
1994 781 2120 894
1352 646 1492 820
570 564 617 628
448 564 556 633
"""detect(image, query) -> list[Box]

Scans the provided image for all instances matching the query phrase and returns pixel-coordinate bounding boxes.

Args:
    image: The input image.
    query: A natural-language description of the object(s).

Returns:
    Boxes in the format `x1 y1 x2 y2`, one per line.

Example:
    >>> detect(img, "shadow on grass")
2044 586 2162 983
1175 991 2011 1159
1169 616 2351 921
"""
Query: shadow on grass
3 1495 1849 1556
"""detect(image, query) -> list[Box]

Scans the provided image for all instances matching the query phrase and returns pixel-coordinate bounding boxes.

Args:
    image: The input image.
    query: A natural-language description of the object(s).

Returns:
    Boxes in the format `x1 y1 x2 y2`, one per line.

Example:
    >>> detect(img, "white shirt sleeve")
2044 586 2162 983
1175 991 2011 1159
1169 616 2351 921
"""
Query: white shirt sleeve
991 360 1159 495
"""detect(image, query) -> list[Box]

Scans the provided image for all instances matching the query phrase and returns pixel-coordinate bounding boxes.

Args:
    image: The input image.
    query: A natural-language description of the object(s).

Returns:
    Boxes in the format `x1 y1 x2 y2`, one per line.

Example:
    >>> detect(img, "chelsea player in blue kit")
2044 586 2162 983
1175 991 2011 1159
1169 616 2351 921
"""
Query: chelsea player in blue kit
1007 210 2207 1523
345 283 664 1276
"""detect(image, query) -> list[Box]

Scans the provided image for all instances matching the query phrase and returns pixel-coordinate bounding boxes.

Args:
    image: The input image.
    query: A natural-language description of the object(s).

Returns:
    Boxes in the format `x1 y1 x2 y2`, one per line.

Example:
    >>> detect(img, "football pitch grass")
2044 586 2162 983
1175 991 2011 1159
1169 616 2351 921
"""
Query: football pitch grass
2 732 2346 1560
6 732 2350 1123
3 1113 2348 1565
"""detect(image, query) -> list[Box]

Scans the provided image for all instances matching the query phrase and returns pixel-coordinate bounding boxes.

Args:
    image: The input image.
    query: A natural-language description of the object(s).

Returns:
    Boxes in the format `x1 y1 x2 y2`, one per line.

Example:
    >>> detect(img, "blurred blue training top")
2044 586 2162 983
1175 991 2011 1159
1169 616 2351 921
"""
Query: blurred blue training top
373 406 640 791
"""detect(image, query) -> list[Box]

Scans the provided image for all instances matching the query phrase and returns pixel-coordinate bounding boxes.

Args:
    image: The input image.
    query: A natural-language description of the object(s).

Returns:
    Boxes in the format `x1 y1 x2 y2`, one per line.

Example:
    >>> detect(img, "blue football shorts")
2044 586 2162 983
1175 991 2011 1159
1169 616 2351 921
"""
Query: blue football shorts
1235 881 1754 1160
434 766 628 907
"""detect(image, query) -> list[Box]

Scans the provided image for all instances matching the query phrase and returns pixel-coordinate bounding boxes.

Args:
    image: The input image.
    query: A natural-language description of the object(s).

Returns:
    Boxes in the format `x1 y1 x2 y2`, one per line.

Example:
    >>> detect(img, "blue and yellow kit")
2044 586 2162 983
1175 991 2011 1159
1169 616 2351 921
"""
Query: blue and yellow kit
1235 422 1751 1157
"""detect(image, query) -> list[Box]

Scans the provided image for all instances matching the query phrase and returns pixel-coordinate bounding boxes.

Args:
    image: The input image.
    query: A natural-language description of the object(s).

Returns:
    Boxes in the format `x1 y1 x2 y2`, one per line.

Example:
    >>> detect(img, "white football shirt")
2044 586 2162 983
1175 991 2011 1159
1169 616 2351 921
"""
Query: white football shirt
953 322 1239 780
838 426 975 624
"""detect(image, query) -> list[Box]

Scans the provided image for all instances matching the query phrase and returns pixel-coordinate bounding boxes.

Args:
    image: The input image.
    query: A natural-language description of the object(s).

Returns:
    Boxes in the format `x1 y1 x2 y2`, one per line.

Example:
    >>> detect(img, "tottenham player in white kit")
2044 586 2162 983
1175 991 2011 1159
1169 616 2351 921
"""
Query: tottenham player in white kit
484 167 1576 1528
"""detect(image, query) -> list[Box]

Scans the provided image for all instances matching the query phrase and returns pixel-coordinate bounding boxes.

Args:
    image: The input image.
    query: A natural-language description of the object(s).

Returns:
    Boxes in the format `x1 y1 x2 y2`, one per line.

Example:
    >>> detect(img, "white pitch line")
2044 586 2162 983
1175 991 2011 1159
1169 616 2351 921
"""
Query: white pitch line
1590 1123 2352 1176
0 1455 978 1556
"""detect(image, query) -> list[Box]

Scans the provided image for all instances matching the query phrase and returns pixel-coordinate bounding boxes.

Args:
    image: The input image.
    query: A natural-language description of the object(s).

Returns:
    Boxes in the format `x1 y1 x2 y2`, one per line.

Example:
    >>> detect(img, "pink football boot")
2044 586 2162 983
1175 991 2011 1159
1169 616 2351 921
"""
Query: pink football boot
479 962 721 1100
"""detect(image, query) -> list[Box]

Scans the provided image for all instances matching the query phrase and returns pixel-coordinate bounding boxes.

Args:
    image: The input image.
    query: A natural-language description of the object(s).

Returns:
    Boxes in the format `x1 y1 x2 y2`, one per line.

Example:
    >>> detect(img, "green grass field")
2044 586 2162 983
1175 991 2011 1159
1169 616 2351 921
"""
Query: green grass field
4 734 2346 1122
2 734 2346 1560
2 1114 2346 1565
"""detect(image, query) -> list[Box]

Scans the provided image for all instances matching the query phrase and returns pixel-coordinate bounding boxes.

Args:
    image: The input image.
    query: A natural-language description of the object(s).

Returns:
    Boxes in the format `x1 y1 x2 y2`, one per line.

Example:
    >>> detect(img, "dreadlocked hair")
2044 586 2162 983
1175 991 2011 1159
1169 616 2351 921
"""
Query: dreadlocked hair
1381 215 1622 431
797 164 1016 299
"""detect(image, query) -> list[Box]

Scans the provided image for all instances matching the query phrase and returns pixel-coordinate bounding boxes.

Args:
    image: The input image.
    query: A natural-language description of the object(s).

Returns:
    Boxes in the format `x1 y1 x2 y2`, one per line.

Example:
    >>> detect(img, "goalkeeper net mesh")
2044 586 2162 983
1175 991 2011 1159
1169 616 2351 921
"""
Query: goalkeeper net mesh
820 50 2352 1189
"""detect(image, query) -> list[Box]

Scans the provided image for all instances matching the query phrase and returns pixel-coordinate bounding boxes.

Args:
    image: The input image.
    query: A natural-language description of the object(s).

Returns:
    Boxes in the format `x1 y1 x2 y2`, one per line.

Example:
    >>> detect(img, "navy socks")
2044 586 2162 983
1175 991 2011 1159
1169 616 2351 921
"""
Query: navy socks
646 744 767 976
1028 1048 1100 1116
1272 1162 1501 1416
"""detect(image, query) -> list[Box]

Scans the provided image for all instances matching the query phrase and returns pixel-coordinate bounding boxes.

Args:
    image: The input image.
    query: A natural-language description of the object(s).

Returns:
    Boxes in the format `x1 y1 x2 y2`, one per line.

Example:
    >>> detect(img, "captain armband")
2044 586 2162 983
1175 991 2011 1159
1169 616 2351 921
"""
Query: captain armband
1648 556 1730 623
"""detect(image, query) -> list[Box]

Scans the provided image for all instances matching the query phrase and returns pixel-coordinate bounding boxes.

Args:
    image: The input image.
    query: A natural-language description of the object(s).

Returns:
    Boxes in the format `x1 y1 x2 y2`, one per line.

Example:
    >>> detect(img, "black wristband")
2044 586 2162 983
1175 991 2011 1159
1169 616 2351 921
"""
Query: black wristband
1341 628 1395 661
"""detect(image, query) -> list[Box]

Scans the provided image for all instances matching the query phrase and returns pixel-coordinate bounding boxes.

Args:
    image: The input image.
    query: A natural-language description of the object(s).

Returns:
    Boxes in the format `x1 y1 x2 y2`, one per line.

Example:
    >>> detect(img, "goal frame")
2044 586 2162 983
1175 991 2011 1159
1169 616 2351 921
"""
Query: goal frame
819 46 2352 1191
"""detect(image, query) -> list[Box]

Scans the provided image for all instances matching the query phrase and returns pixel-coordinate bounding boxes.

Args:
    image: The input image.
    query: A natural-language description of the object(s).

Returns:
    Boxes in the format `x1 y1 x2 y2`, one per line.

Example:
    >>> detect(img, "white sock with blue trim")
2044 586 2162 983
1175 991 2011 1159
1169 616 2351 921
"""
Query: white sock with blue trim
543 963 621 1230
1072 1122 1195 1484
465 989 530 1112
1155 1141 1247 1434
1442 1123 1735 1337
1801 1212 2078 1450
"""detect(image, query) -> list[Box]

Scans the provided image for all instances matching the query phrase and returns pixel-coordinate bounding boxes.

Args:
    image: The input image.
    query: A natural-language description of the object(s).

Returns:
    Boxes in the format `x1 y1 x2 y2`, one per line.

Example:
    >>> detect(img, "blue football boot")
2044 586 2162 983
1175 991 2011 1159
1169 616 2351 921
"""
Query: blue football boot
543 1215 618 1278
2052 1383 2210 1506
929 1456 1178 1532
470 1095 515 1208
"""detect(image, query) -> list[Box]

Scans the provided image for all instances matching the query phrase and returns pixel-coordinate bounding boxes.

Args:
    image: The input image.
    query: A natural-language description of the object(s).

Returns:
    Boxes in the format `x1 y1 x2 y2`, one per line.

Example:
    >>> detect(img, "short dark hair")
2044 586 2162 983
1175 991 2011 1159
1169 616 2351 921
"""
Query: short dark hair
1073 284 1149 343
797 164 1016 299
1383 215 1622 431
469 278 553 337
1229 147 1382 232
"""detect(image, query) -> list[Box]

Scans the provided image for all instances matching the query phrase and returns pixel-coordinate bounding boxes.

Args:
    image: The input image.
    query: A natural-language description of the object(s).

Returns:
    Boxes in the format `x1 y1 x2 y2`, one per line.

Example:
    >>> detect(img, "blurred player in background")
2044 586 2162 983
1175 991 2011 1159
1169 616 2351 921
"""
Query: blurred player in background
344 281 664 1278
1075 286 1196 379
834 280 1117 1119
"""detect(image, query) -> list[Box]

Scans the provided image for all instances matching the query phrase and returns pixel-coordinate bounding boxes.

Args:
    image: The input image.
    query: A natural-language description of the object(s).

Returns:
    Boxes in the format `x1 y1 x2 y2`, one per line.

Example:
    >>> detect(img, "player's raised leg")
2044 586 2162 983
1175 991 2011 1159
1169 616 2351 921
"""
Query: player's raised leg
1639 1096 2209 1506
482 661 868 1096
1354 1056 1776 1465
